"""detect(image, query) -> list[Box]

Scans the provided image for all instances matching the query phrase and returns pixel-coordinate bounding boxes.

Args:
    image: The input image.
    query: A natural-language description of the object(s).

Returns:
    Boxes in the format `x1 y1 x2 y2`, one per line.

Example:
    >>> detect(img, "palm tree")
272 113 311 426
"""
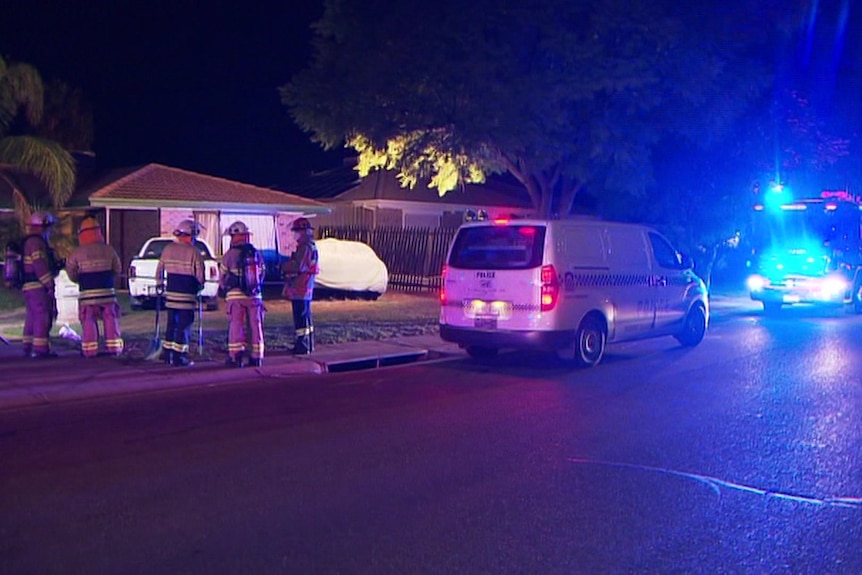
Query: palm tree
0 55 75 230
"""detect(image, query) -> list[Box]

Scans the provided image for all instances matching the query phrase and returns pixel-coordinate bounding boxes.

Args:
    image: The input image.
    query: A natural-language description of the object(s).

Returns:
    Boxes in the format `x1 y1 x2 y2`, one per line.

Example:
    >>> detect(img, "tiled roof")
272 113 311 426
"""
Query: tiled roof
279 164 361 200
285 161 535 209
86 163 328 211
337 169 535 209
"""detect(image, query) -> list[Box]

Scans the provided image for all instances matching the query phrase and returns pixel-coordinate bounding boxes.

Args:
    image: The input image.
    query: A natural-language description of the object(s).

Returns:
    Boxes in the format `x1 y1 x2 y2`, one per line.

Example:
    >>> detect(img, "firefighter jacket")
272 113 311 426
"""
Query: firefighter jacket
65 242 122 306
281 237 318 301
22 234 58 294
219 243 265 301
156 240 205 310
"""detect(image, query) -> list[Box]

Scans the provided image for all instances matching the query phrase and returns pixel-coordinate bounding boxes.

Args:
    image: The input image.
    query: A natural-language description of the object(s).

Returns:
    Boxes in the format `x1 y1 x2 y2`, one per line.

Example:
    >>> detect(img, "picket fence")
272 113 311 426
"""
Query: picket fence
317 226 456 292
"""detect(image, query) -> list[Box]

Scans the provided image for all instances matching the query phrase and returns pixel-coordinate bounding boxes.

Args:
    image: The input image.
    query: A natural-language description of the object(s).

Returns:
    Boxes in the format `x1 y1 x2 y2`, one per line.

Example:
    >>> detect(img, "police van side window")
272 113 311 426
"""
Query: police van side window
648 232 682 269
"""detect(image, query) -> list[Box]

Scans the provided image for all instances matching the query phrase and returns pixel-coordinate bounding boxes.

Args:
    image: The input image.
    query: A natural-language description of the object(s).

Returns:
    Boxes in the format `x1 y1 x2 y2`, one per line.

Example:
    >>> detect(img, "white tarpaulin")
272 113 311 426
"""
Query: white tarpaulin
316 238 388 294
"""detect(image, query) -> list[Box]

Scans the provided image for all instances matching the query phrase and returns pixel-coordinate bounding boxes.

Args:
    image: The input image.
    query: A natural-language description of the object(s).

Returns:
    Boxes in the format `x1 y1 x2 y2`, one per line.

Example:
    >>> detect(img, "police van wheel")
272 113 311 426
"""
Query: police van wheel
567 316 605 368
675 304 706 347
466 346 498 360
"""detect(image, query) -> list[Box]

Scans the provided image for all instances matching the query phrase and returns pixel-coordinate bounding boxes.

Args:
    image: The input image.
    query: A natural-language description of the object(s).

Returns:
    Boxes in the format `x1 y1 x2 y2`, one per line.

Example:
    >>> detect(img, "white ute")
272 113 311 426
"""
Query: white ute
128 237 220 311
439 217 709 366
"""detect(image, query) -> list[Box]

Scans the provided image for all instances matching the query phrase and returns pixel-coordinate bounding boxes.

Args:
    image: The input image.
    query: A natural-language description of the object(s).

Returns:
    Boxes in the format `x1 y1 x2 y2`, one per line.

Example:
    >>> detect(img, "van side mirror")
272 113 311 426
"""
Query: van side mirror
680 253 694 270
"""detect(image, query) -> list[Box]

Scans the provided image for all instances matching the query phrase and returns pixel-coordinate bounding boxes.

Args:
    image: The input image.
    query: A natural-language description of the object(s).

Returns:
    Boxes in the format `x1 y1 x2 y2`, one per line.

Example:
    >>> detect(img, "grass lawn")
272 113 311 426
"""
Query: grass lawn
0 286 441 358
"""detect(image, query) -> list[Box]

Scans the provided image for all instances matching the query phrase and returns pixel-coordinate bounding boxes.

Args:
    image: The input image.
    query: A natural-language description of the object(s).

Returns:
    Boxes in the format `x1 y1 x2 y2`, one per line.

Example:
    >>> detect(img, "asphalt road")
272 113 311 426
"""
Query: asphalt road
1 304 861 574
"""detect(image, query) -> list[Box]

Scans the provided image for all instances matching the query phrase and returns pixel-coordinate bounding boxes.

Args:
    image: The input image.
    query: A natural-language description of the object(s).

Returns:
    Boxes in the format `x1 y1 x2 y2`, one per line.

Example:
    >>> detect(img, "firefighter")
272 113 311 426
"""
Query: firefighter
219 220 266 368
156 219 205 367
21 211 61 358
281 217 319 354
65 217 124 357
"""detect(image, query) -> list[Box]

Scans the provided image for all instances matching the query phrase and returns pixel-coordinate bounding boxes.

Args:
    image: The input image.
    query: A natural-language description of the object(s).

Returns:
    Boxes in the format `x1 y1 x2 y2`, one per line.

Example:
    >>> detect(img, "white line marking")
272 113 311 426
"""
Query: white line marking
568 458 861 509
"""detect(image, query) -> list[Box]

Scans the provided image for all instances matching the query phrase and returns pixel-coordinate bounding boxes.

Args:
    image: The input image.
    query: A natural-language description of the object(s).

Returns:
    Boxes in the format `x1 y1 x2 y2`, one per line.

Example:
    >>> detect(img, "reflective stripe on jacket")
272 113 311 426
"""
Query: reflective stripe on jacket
281 239 318 301
66 242 122 306
22 234 56 293
156 241 205 310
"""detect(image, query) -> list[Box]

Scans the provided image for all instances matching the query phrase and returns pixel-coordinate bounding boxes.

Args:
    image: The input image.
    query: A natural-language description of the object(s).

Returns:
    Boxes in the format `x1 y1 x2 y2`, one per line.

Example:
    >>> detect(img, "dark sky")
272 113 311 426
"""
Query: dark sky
1 0 344 187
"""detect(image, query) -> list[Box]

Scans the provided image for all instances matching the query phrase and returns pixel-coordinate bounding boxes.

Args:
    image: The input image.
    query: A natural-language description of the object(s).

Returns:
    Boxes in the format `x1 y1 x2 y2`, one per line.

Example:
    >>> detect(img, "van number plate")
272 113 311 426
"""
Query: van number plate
474 317 498 329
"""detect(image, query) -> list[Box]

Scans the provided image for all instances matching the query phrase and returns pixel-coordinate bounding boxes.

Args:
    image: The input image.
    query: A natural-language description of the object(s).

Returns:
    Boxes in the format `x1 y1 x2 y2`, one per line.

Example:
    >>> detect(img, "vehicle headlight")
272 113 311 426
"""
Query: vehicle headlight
747 275 766 291
821 276 847 297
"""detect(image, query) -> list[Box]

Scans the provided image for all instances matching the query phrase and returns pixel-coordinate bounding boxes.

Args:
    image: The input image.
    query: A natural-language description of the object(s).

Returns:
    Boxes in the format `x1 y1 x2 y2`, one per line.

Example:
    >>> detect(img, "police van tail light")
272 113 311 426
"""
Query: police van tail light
540 264 559 311
439 265 449 305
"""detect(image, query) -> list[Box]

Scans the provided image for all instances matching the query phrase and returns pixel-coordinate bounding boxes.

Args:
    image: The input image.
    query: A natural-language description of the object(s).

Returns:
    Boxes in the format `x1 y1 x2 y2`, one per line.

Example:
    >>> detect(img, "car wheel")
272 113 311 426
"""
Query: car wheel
675 304 706 347
564 315 605 368
763 301 782 315
466 346 498 360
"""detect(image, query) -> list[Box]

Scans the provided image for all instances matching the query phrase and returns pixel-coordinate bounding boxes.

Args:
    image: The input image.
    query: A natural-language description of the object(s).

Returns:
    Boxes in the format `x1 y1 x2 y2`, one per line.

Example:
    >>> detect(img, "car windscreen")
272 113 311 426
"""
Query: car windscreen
448 225 546 270
143 240 213 259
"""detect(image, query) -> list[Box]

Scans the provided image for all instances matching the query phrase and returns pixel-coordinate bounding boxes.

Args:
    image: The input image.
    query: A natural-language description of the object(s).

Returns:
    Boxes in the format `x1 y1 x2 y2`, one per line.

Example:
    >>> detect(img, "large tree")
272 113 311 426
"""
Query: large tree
0 55 76 227
283 0 775 218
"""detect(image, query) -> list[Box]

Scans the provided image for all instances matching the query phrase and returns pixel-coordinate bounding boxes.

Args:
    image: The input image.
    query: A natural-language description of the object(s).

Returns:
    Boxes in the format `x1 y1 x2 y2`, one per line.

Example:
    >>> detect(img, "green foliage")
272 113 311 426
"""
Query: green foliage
0 55 76 232
283 0 773 217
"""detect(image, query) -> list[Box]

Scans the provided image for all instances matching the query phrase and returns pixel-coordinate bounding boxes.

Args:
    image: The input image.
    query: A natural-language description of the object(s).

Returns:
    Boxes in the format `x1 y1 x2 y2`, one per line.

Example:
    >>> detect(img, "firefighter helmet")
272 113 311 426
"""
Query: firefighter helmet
28 211 56 228
290 217 314 231
173 219 201 237
78 217 101 234
225 221 249 236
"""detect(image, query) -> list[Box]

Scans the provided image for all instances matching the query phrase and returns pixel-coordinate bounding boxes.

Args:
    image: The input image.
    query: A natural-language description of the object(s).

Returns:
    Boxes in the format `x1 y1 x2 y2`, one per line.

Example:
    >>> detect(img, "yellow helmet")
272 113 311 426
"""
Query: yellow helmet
79 217 101 234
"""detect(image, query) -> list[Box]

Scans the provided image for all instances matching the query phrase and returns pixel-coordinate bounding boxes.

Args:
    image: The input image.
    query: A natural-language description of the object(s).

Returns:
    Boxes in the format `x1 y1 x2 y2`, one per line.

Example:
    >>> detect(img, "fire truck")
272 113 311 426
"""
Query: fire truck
746 187 862 313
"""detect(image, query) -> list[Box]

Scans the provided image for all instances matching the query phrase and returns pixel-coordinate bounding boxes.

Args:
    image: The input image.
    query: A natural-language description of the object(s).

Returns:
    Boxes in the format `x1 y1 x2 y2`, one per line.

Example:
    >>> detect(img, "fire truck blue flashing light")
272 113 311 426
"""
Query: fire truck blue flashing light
764 183 791 213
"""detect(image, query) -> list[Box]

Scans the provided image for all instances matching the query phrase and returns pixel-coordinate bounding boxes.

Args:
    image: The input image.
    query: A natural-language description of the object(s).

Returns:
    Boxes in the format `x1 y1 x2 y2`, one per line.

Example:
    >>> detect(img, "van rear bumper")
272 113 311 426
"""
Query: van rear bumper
439 324 575 350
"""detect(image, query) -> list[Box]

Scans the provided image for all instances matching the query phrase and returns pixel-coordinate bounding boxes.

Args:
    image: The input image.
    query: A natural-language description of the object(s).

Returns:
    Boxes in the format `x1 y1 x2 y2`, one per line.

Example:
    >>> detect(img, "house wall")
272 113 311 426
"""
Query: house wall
109 209 159 270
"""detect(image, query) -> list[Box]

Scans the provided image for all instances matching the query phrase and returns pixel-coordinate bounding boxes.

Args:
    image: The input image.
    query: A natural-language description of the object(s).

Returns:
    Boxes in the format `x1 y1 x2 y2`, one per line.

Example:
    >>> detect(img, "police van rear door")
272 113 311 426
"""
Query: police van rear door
441 222 548 331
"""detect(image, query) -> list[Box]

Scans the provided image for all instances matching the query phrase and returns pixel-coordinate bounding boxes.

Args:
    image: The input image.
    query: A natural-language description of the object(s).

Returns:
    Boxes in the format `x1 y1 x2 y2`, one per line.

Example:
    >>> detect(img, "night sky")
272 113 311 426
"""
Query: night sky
1 0 344 188
3 1 861 191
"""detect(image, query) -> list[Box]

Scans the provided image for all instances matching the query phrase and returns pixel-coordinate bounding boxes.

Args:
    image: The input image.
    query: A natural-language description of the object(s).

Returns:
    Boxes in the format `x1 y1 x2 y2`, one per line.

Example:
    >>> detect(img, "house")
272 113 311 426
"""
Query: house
76 163 329 268
285 160 536 229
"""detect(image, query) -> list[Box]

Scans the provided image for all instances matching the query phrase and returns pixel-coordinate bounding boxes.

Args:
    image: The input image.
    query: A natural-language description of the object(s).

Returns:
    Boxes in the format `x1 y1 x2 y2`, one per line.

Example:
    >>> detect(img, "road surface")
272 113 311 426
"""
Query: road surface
2 304 861 573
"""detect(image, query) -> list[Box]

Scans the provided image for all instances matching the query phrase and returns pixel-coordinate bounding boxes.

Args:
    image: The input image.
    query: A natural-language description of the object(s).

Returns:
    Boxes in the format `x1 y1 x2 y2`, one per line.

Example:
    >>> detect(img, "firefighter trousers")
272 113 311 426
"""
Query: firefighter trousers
23 288 54 355
290 299 314 353
79 302 123 357
226 298 265 360
163 308 195 356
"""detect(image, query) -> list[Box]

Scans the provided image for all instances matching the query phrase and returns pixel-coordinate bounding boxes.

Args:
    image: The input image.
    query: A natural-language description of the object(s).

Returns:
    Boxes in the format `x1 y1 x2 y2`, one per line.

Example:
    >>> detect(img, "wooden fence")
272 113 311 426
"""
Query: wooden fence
317 226 456 292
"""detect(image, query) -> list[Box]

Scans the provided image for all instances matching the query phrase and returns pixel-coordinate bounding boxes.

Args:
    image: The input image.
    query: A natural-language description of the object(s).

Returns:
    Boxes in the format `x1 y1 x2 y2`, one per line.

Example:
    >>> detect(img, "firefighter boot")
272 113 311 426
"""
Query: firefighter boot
172 353 194 367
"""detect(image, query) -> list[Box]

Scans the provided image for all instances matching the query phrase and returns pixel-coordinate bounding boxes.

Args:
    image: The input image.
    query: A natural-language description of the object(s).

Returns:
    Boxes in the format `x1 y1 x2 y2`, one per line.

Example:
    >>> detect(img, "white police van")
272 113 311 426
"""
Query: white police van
439 217 709 366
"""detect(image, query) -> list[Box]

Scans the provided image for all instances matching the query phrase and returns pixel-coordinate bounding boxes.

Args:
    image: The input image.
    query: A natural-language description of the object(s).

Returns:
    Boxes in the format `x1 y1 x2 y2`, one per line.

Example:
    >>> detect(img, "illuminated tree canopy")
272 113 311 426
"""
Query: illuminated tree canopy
282 0 777 218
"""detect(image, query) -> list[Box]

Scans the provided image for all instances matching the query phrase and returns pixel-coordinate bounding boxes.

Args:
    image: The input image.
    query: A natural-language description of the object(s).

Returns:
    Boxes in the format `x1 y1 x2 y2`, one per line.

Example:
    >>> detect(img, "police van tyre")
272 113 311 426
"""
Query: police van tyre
466 345 498 360
557 315 606 367
675 303 707 347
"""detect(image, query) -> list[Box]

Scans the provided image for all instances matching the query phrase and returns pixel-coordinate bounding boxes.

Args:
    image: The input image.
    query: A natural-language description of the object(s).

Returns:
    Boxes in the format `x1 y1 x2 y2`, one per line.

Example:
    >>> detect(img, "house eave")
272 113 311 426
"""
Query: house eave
88 198 332 214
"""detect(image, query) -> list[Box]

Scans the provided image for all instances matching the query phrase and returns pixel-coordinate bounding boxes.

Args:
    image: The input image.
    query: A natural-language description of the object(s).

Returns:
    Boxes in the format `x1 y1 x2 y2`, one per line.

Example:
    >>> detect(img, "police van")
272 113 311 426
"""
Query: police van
439 217 709 366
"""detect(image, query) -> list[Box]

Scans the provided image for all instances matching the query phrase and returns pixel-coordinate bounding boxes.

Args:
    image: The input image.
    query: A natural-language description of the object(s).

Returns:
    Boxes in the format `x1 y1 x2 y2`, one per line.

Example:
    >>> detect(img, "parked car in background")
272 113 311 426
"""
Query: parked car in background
128 237 220 311
263 238 388 299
